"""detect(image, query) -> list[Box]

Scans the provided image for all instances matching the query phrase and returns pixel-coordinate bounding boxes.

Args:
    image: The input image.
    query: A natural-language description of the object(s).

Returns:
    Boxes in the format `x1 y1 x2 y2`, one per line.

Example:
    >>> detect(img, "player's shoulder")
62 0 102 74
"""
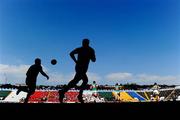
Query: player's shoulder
34 64 42 69
29 64 35 68
88 46 95 51
74 47 82 51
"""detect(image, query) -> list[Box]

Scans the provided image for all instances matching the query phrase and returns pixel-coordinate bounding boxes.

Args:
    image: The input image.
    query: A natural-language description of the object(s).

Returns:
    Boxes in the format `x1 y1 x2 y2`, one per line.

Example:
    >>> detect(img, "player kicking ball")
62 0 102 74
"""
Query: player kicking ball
59 39 96 103
16 58 49 103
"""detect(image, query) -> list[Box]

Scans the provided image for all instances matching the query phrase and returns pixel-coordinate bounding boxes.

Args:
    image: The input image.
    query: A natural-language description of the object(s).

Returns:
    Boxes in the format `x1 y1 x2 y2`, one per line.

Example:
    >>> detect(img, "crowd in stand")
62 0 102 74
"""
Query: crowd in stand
0 82 177 91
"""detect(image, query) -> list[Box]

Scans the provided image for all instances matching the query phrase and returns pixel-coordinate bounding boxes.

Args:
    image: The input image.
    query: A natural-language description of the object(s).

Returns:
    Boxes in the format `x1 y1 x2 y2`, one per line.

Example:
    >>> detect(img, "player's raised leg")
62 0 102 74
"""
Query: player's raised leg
59 74 81 103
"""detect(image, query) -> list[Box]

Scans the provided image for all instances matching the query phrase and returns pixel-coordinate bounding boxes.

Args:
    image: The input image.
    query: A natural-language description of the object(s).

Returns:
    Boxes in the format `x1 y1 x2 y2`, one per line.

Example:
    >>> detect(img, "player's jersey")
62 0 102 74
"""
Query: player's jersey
152 85 160 90
72 46 95 72
26 64 42 84
92 83 97 91
26 64 42 78
115 85 119 91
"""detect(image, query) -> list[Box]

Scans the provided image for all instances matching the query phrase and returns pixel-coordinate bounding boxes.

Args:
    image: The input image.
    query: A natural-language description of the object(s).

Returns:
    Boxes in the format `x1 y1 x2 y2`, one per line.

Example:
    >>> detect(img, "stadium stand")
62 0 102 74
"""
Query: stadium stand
146 91 153 99
175 88 180 95
4 90 27 103
137 91 149 100
98 91 114 102
82 90 105 103
177 96 180 101
0 86 180 103
0 90 11 100
112 91 121 101
141 91 153 100
119 91 138 102
127 91 146 102
160 89 173 98
28 91 49 103
46 91 59 103
144 91 152 100
64 91 79 103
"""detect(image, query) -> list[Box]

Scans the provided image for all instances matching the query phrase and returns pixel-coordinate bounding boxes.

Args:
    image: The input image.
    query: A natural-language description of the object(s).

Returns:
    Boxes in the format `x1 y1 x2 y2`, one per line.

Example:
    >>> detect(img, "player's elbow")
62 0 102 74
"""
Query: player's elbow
70 52 74 57
92 58 96 62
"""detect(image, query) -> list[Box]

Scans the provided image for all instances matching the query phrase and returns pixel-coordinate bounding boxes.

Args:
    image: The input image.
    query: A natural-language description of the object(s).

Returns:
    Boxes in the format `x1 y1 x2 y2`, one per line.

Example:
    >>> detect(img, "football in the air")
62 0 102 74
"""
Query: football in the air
51 59 57 65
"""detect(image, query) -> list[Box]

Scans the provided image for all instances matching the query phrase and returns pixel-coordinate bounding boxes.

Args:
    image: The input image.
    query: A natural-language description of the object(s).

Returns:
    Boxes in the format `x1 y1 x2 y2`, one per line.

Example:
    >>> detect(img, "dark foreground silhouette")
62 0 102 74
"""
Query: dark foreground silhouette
0 102 179 119
59 39 96 103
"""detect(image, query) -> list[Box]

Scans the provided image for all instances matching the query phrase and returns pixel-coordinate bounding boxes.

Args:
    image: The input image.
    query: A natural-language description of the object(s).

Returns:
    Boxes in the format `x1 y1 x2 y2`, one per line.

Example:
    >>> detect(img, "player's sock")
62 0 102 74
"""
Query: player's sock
16 88 21 95
58 90 64 103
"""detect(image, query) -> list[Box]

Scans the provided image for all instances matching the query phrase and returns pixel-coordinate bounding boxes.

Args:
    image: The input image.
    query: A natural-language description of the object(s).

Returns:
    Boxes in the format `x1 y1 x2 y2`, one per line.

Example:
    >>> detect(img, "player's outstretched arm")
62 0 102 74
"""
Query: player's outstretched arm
40 70 49 80
91 49 96 62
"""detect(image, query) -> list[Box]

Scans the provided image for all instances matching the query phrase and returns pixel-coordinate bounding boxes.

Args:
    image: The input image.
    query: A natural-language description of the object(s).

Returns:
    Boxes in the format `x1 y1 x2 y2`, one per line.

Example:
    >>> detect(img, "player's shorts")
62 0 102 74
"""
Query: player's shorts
26 78 36 93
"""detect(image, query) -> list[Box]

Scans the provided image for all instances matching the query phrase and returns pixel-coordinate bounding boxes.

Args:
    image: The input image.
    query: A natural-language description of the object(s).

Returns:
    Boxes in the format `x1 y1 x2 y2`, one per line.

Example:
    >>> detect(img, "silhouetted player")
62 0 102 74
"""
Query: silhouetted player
16 58 49 103
59 39 96 103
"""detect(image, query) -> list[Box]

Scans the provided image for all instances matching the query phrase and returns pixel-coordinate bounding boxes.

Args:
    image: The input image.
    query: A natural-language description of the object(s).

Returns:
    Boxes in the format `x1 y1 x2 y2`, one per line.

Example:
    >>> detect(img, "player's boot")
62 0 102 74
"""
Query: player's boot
16 88 21 95
77 95 84 103
24 98 28 103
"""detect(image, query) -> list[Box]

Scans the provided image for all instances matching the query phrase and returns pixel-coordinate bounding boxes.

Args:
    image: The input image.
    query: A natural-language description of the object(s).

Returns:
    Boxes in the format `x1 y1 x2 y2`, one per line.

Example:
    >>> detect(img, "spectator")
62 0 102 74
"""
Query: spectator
115 83 119 91
151 83 160 102
91 81 98 97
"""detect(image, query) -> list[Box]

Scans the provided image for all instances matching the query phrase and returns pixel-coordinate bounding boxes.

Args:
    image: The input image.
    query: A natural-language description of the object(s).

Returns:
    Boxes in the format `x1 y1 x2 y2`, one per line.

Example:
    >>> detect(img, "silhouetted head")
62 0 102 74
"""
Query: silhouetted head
93 81 96 84
82 39 90 47
35 58 41 65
